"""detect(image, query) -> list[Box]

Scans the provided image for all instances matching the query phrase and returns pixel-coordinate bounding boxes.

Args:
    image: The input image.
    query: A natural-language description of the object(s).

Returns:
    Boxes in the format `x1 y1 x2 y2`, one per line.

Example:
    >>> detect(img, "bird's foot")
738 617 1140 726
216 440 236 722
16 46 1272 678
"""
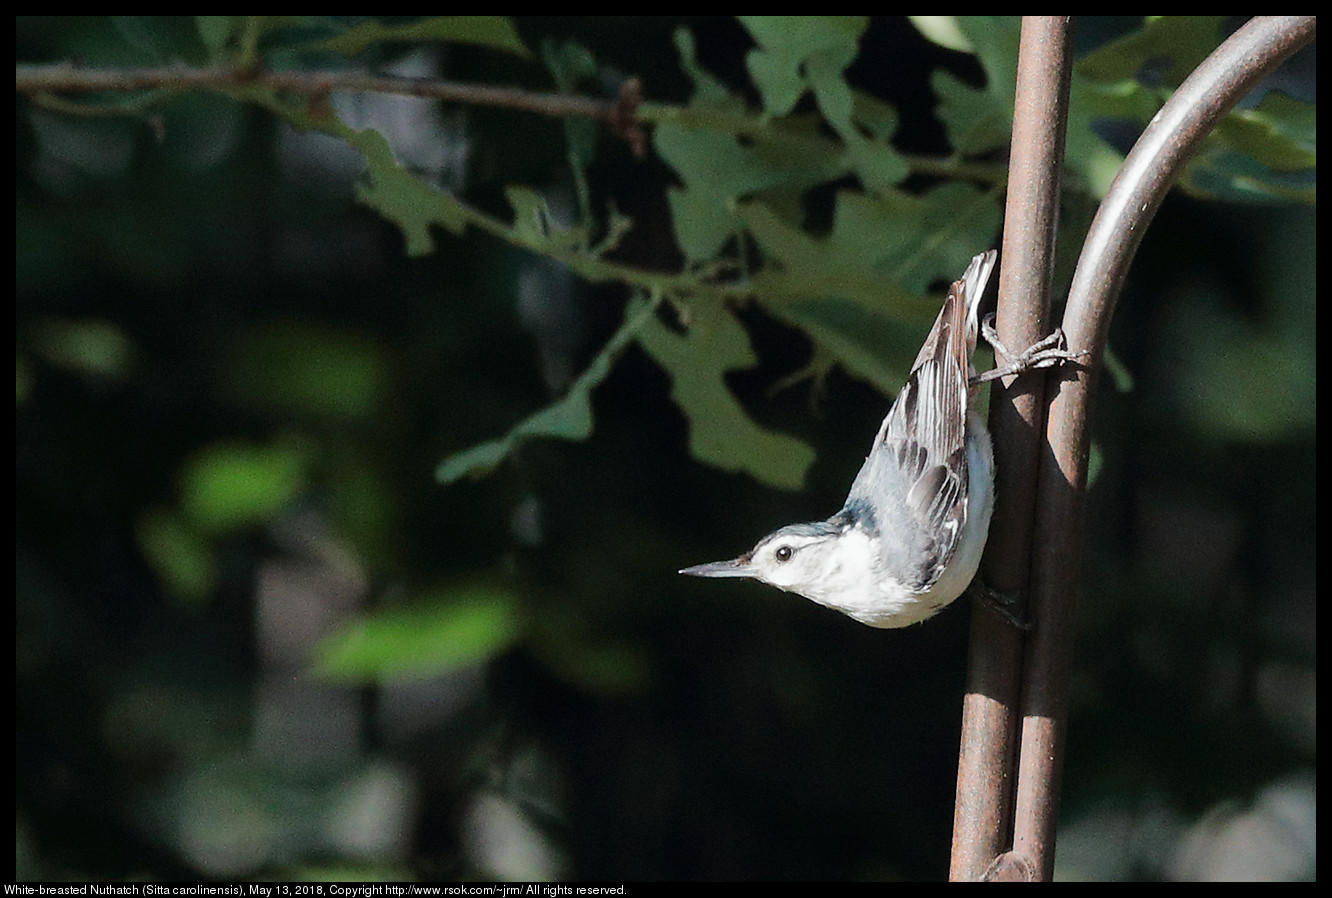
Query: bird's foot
968 579 1033 631
974 315 1090 384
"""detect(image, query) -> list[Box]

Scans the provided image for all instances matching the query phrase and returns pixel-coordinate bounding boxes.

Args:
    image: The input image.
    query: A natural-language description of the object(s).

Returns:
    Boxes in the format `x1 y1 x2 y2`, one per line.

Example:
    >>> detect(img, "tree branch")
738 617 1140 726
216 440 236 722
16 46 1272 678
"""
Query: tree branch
15 62 647 154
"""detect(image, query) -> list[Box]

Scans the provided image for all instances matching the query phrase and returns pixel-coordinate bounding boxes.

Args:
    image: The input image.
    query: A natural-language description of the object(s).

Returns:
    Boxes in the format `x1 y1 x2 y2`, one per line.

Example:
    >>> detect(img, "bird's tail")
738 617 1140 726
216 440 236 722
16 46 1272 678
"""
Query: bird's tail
958 250 998 360
908 250 997 375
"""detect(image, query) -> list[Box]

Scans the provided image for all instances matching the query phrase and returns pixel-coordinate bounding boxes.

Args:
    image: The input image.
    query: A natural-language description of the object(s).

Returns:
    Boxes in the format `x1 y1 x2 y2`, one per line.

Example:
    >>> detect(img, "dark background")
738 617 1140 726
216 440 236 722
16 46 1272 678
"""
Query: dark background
16 17 1315 881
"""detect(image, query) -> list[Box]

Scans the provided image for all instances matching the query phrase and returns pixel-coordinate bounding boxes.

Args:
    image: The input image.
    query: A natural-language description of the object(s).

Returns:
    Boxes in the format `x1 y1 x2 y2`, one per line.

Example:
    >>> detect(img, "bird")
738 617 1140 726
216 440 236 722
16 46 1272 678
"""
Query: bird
679 250 1073 628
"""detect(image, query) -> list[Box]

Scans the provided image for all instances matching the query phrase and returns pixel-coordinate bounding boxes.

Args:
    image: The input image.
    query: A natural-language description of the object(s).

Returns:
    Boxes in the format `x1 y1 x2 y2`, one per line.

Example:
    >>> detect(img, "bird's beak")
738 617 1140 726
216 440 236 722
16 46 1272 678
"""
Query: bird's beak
679 555 756 579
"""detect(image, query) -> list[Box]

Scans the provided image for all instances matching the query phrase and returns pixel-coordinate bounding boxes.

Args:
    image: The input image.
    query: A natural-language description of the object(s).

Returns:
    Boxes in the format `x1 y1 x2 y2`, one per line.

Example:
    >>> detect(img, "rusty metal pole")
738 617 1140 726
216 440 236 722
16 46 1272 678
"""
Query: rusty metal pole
1010 16 1317 881
950 16 1074 883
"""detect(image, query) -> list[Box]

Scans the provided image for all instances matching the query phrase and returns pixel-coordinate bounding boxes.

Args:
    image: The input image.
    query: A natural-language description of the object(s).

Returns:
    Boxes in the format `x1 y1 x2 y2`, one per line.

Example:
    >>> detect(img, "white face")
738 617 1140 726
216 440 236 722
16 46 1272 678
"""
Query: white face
746 527 841 591
679 524 839 589
683 524 937 628
680 523 882 622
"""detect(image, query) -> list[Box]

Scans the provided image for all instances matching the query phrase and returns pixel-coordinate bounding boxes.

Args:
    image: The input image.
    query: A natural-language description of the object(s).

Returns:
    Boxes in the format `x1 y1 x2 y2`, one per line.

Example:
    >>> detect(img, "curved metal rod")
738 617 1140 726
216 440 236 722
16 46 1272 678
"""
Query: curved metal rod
1012 16 1317 881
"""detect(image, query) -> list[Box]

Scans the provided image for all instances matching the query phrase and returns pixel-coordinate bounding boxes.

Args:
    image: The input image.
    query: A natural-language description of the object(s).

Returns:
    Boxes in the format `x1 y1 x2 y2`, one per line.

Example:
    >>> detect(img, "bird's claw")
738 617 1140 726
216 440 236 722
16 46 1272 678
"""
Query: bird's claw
974 315 1090 384
967 579 1034 631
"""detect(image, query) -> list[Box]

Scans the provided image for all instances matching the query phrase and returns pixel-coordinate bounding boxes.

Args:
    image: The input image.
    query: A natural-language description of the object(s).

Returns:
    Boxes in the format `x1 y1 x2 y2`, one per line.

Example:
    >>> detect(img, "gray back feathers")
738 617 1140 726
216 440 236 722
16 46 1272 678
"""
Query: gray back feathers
844 251 994 593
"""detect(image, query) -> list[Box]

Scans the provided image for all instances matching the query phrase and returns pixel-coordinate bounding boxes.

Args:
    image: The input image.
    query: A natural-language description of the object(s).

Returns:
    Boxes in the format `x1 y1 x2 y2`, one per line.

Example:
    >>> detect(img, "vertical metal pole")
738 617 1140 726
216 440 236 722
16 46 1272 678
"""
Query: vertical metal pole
950 16 1073 883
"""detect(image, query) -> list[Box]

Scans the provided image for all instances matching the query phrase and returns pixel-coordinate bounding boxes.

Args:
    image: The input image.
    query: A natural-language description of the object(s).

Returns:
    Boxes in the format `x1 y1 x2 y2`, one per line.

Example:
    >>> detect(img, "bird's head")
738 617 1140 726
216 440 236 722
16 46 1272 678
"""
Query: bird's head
680 520 872 600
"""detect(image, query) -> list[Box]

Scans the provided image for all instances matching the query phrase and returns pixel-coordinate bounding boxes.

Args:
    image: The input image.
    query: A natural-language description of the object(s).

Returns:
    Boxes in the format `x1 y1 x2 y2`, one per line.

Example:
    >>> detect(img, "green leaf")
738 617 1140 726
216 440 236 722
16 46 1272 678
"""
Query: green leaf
663 185 738 264
775 297 931 394
1065 17 1317 203
541 38 597 92
435 298 657 484
136 506 216 605
179 440 309 535
1214 93 1316 172
314 585 522 682
652 125 766 263
1180 142 1317 204
654 121 791 196
1076 16 1224 88
739 17 873 161
654 118 844 263
753 186 1002 392
738 15 867 118
952 17 1021 114
802 38 858 135
932 69 1011 156
661 21 906 261
744 46 805 117
850 90 900 142
1184 91 1318 202
733 182 1000 392
740 16 866 69
505 186 585 253
245 93 469 254
911 18 1022 158
28 318 135 381
844 139 909 194
319 16 530 59
110 16 174 64
233 16 306 69
740 181 1000 302
226 319 387 421
825 190 924 279
672 27 745 111
350 128 468 254
1066 18 1225 177
909 182 1006 288
637 300 815 490
1248 91 1316 160
532 626 654 697
194 16 237 60
803 41 909 192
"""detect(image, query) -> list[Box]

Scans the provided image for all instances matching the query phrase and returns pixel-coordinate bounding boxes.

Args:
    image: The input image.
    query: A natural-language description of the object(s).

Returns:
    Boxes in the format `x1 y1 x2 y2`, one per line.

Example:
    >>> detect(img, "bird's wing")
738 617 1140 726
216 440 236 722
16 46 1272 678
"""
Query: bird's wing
845 251 995 592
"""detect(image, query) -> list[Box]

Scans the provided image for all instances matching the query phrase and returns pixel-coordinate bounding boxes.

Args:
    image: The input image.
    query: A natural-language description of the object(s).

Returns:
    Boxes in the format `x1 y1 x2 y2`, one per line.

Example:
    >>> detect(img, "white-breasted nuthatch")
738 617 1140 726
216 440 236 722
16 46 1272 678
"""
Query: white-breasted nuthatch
680 250 1079 628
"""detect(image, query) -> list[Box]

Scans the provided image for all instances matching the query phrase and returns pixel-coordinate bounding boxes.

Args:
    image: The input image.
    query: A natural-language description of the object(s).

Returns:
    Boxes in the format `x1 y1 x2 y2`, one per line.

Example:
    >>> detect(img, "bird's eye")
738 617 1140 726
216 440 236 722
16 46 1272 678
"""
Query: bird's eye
774 545 794 563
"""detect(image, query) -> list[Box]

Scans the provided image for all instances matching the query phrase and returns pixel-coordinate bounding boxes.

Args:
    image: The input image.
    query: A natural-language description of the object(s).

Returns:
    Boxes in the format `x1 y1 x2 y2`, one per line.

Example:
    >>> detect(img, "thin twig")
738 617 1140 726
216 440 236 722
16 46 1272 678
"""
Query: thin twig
17 62 610 118
17 61 1003 181
15 62 649 154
